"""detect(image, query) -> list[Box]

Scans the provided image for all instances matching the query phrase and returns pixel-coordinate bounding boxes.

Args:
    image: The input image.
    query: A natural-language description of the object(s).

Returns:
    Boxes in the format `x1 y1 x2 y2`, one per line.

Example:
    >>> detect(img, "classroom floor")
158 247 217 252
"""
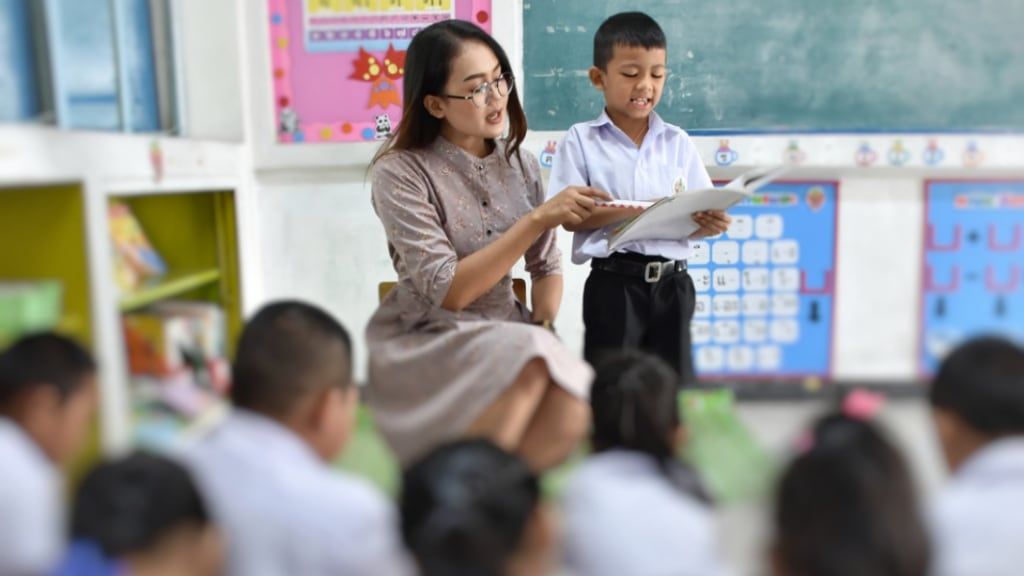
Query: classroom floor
338 396 947 576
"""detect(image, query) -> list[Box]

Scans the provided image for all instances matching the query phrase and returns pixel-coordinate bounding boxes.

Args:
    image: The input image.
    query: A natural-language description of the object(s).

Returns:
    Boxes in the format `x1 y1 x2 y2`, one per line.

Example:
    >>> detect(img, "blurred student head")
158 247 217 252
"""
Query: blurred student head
57 452 223 576
772 396 930 576
230 300 357 461
590 350 708 500
0 332 98 465
400 439 554 576
930 336 1024 471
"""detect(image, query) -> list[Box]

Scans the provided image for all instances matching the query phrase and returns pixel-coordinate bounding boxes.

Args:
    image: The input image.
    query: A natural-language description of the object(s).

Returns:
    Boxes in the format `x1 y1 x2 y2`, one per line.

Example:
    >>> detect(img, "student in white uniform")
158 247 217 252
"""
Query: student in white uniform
400 439 556 576
185 301 411 576
561 350 730 576
929 337 1024 576
772 392 930 576
0 333 98 576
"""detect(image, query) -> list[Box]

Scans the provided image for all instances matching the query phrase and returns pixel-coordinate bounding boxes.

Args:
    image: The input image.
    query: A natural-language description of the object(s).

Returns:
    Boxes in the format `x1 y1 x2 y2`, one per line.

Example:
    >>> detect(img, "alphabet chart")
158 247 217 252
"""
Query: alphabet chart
920 181 1024 373
303 0 470 53
268 0 491 144
691 182 838 380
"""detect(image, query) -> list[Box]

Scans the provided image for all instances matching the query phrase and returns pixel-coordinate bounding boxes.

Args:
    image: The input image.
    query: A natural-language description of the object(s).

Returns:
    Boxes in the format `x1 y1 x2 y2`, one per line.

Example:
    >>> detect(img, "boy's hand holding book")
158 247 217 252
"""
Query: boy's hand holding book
690 210 732 238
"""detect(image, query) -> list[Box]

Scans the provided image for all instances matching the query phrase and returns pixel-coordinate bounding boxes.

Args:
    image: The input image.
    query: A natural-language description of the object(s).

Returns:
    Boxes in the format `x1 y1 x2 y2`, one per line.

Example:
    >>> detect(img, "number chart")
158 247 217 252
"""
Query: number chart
920 181 1024 374
691 182 839 380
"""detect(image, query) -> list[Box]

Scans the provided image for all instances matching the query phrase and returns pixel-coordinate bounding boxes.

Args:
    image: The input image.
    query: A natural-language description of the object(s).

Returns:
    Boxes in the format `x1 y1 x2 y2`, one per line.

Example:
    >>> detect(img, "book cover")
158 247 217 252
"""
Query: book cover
108 202 167 293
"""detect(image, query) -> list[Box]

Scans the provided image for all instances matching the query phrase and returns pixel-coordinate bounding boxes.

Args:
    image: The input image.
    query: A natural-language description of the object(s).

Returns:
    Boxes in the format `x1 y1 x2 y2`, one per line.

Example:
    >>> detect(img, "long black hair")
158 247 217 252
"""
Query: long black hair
372 19 527 165
400 439 540 576
774 412 930 576
590 350 709 503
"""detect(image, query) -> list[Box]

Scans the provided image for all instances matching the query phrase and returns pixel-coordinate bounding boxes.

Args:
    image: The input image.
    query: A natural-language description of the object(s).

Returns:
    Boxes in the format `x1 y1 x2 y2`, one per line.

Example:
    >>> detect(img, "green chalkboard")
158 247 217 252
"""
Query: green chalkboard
522 0 1024 133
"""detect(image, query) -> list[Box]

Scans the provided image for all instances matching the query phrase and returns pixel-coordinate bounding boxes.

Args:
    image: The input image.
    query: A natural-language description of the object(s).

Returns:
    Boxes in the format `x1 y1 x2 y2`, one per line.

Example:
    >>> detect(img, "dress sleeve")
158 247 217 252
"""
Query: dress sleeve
371 153 459 306
521 151 562 280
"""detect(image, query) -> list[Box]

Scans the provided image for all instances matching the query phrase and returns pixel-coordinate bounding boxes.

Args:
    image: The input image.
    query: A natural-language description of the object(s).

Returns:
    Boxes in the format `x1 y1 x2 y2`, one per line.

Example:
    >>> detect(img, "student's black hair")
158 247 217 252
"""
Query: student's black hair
230 300 352 417
0 332 95 412
400 439 540 576
930 335 1024 435
774 412 930 576
372 19 527 166
71 452 211 557
590 350 709 503
593 12 667 70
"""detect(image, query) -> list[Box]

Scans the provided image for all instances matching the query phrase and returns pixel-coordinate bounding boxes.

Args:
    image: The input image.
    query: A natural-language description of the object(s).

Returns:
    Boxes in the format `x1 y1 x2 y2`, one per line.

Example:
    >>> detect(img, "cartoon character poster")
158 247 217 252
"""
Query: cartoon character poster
268 0 493 144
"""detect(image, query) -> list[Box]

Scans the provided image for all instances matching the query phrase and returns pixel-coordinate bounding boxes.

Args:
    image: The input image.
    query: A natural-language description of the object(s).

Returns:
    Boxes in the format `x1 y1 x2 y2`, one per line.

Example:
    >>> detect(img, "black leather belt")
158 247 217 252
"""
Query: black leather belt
591 254 687 283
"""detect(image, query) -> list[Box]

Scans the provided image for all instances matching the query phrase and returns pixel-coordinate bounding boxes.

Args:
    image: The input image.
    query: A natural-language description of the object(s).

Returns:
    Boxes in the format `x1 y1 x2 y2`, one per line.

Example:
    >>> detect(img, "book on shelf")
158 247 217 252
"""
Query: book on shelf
108 202 167 294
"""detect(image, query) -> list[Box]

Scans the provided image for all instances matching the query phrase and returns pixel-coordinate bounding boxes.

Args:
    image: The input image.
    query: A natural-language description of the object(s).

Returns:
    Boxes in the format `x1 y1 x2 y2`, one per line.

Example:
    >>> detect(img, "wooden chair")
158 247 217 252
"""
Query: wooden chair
378 278 527 304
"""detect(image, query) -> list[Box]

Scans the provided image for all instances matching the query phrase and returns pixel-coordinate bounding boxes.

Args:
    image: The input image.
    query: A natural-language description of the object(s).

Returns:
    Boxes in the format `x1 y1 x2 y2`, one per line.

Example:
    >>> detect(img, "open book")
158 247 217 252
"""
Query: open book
602 166 789 252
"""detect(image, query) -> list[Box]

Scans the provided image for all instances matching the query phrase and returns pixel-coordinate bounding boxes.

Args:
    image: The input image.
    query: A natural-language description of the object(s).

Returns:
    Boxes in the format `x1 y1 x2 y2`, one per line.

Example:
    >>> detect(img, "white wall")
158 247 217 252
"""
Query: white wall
174 0 245 141
242 1 1024 383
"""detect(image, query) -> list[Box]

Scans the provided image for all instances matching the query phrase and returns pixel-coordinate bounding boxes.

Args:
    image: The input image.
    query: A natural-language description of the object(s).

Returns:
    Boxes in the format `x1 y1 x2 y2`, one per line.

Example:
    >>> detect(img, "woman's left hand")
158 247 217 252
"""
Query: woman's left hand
689 210 732 238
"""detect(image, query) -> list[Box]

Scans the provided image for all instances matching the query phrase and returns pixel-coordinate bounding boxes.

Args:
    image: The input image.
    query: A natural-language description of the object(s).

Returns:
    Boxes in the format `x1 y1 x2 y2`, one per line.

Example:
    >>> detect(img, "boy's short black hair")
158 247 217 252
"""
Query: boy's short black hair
71 451 210 557
930 336 1024 435
0 332 96 411
230 300 353 417
593 12 667 70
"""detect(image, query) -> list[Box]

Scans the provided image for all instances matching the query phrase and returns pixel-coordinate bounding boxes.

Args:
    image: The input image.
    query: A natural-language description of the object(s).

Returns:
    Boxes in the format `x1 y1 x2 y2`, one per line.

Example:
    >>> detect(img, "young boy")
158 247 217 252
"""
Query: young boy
929 336 1024 576
184 301 411 576
0 332 98 575
53 452 224 576
548 12 731 383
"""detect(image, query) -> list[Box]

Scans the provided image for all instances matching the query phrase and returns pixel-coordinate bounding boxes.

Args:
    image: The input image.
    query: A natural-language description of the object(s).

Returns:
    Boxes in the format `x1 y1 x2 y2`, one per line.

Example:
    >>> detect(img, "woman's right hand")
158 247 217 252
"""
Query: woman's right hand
531 186 612 229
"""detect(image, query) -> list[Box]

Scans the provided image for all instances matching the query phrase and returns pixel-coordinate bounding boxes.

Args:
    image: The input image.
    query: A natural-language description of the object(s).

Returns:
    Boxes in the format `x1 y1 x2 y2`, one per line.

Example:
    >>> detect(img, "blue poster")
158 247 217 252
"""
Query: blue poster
921 181 1024 373
690 182 838 379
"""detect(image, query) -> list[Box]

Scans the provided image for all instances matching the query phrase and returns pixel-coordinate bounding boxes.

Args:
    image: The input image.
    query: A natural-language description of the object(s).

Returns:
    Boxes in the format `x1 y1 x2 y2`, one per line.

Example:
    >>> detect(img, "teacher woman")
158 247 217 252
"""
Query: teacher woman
366 19 609 471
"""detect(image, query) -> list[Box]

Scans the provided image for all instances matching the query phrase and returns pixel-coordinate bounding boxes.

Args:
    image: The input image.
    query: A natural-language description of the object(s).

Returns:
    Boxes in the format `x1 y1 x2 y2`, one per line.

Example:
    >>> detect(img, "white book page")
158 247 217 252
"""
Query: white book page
608 187 748 251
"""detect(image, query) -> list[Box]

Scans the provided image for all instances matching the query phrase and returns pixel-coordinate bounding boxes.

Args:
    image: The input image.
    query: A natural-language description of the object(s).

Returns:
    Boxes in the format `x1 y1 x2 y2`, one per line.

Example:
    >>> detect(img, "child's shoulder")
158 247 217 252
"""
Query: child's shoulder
317 466 396 521
655 116 698 142
0 419 56 494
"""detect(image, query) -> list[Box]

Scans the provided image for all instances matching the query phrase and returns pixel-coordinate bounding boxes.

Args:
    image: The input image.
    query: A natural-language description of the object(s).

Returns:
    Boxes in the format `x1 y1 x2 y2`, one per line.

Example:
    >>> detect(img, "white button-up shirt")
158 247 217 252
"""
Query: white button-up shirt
931 437 1024 576
184 409 412 576
562 450 732 576
0 417 62 575
547 111 713 264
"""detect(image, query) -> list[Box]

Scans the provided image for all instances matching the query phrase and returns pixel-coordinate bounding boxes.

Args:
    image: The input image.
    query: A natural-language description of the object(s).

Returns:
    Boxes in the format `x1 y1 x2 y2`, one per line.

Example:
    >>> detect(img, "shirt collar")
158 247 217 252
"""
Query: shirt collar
220 408 322 467
0 416 53 468
956 436 1024 482
586 109 667 139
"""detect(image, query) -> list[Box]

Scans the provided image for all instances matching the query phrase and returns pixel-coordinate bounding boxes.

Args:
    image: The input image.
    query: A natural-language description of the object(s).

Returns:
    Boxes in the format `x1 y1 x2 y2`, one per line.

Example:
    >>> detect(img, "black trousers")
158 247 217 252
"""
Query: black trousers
583 252 697 385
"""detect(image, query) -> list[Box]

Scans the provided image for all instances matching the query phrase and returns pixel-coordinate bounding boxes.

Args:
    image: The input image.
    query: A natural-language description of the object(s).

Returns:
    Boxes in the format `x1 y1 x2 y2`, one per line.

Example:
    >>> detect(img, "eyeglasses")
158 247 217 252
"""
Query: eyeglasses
442 73 515 108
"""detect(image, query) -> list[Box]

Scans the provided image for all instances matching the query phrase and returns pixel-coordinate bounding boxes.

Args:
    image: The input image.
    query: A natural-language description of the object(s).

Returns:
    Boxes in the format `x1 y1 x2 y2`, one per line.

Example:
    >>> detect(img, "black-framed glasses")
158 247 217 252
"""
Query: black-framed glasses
442 73 515 108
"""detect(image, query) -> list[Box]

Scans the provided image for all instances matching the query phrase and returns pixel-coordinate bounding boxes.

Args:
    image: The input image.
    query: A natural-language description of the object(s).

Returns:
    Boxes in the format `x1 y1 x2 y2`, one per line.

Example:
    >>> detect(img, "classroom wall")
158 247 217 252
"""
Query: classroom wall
173 0 245 141
243 1 1024 384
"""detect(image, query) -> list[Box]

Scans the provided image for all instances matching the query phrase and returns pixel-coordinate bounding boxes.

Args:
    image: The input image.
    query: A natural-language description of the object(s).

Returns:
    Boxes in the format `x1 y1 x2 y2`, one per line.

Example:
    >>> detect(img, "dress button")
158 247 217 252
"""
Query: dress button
486 229 493 236
482 200 489 207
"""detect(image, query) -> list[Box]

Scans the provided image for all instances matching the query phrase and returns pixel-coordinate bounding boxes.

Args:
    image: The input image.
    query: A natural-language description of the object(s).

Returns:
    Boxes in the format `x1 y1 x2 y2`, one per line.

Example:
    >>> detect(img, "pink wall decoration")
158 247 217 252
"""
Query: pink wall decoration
268 0 493 144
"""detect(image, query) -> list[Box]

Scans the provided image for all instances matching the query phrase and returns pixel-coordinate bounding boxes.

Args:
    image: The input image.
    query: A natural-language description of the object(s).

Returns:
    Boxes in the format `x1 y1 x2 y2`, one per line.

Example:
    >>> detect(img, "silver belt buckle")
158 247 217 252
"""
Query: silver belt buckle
644 261 663 283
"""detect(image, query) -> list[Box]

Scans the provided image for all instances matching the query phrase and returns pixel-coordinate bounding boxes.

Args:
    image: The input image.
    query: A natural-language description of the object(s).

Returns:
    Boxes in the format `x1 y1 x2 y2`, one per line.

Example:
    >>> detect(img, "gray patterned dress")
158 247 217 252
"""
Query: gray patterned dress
366 136 594 466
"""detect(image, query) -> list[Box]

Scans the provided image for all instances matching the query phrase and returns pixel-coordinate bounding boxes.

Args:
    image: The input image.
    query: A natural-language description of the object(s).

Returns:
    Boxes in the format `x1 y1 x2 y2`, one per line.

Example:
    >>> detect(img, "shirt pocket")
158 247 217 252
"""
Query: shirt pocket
646 165 688 199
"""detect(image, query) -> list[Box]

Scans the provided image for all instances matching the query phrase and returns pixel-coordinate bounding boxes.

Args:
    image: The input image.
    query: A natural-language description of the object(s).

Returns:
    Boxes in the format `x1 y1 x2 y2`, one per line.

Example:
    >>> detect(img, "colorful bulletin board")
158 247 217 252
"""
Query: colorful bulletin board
920 181 1024 374
690 182 839 381
267 0 492 144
